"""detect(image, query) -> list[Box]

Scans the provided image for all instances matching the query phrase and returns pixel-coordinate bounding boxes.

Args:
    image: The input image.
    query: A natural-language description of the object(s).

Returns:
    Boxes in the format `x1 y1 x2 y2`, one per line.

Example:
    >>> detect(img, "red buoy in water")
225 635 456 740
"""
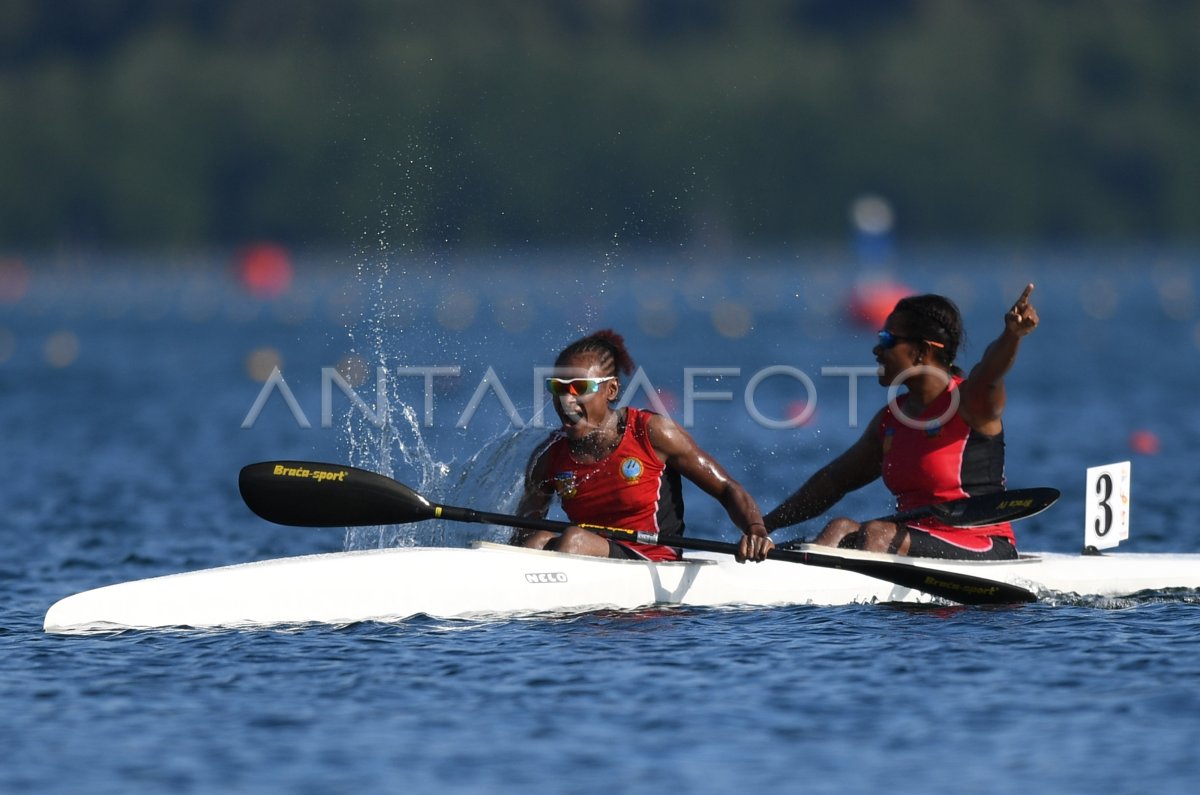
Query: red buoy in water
1129 429 1160 455
236 243 294 299
845 278 914 329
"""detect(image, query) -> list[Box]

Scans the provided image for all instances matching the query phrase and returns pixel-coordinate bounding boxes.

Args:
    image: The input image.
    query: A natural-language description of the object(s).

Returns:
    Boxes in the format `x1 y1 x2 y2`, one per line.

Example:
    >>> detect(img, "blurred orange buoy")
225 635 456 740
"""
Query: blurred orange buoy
845 277 914 329
650 389 679 416
236 243 294 299
0 258 31 304
785 399 817 427
1129 430 1160 455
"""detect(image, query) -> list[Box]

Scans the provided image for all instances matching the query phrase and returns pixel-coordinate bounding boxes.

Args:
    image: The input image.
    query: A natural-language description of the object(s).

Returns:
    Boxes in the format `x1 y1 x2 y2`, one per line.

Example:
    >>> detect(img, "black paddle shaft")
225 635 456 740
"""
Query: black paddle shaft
239 461 1043 605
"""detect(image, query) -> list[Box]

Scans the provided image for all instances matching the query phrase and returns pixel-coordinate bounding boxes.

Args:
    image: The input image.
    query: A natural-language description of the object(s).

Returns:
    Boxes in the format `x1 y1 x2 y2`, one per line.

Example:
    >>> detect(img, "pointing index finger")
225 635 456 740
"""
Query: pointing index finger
1014 283 1034 308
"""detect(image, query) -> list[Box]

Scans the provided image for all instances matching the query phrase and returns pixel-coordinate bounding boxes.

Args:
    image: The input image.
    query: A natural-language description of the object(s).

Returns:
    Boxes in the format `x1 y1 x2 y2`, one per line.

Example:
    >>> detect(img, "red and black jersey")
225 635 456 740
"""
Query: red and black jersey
541 408 684 561
879 376 1015 548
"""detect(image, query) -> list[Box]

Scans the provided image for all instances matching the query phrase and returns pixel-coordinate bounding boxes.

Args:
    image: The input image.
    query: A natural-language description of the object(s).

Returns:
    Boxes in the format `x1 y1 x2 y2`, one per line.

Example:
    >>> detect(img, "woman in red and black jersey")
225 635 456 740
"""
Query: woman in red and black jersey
763 285 1040 560
513 329 773 563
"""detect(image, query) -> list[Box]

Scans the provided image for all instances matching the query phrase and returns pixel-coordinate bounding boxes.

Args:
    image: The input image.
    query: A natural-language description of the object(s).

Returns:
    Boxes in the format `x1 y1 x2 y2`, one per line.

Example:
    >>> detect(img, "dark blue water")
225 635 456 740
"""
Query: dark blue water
3 247 1200 793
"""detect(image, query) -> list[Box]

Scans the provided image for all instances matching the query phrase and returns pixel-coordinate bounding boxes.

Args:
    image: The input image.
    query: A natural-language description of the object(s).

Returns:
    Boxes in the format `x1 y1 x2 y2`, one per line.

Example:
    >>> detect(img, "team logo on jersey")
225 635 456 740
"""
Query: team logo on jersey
619 457 644 483
882 427 894 455
553 471 578 499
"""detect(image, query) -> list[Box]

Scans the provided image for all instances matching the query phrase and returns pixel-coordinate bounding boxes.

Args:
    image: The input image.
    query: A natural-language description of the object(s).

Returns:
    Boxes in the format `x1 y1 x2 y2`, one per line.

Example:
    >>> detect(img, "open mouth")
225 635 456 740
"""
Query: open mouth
556 403 585 427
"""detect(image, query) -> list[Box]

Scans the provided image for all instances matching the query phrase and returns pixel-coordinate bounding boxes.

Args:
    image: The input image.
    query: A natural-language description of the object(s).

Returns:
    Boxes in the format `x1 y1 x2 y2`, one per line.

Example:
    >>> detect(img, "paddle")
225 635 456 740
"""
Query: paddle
239 461 1044 605
884 487 1059 528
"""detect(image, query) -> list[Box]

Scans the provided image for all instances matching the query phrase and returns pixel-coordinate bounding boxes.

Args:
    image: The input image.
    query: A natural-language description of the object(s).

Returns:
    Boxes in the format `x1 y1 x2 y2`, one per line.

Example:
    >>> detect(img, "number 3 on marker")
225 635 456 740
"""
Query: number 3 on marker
1084 462 1130 551
1093 474 1113 536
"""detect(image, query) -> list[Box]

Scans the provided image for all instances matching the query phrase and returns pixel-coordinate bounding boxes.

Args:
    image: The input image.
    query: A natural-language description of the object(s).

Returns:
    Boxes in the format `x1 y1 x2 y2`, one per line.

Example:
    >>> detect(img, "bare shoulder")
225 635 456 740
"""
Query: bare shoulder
643 409 677 434
644 411 694 453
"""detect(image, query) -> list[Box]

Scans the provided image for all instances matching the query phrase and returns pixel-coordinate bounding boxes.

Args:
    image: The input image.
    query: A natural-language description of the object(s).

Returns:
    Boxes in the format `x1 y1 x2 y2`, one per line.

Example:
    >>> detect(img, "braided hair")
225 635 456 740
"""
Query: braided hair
892 294 965 376
555 329 636 378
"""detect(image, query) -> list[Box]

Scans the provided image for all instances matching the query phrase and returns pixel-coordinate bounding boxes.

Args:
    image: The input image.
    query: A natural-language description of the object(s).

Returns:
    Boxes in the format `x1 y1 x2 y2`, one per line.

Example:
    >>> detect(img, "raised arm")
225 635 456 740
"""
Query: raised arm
646 414 772 561
959 283 1039 434
762 408 885 532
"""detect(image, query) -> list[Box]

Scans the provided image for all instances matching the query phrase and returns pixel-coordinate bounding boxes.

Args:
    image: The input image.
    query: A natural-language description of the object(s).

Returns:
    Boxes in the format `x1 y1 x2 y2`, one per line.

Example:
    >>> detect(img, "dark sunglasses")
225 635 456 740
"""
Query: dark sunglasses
877 330 945 350
545 376 615 397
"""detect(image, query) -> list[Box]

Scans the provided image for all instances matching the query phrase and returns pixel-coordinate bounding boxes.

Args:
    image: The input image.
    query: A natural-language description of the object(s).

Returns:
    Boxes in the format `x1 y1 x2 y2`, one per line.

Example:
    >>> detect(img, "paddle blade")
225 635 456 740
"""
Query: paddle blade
790 548 1038 605
905 487 1060 528
239 461 437 527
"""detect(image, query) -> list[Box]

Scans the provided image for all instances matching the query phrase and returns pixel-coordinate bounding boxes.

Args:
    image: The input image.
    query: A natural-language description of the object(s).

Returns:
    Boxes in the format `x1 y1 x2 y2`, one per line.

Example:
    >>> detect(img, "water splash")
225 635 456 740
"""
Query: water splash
337 249 549 551
337 141 465 549
1036 588 1200 609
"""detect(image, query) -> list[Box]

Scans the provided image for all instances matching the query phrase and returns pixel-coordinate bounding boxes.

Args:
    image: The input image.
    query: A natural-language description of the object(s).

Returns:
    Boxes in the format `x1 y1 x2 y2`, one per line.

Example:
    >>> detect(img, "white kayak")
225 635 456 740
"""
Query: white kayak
42 541 1200 633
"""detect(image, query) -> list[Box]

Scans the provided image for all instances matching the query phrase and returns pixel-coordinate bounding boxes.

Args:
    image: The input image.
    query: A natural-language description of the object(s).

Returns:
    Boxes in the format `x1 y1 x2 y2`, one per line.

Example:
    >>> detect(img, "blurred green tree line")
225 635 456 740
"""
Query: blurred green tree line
2 0 1198 248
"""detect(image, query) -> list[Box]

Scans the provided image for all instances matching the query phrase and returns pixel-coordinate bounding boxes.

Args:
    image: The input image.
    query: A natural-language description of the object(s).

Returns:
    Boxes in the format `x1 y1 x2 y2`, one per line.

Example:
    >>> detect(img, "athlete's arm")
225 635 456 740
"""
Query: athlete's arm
960 283 1038 434
763 408 885 532
646 414 772 561
511 440 556 545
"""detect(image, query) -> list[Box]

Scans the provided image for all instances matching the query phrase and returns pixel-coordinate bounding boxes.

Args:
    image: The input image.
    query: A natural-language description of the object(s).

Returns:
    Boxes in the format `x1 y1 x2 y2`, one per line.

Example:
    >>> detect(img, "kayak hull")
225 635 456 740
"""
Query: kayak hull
43 542 1200 632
